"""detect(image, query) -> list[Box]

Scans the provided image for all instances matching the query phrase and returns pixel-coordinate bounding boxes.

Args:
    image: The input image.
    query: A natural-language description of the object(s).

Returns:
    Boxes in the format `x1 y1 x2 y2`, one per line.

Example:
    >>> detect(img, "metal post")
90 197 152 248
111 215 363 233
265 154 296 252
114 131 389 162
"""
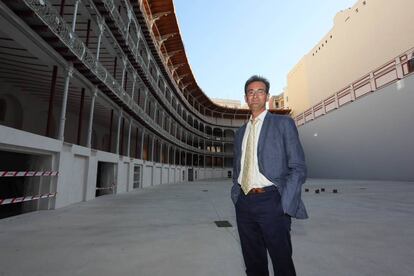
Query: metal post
116 110 123 154
121 57 127 90
86 88 98 148
71 0 80 33
76 88 85 145
140 128 145 159
127 119 132 157
151 136 155 162
46 66 58 137
160 142 163 163
167 144 170 164
125 7 132 45
108 109 113 152
134 126 139 158
120 117 125 155
143 89 148 113
135 31 141 60
130 74 137 104
96 18 105 62
58 64 73 141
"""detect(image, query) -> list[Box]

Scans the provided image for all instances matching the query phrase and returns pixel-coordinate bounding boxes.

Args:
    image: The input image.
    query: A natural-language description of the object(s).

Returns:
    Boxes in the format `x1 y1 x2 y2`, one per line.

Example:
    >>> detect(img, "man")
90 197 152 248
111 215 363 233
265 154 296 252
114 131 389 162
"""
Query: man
231 75 308 276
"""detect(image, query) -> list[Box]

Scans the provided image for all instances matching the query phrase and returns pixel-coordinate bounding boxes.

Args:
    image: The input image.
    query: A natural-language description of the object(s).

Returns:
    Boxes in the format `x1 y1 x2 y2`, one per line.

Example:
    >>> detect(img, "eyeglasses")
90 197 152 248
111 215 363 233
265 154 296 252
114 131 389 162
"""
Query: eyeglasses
246 89 267 97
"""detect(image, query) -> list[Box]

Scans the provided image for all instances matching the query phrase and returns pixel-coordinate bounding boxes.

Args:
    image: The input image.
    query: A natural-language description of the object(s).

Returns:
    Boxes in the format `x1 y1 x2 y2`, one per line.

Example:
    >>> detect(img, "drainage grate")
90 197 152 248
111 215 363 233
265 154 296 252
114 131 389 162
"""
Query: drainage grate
202 190 208 192
214 221 232 228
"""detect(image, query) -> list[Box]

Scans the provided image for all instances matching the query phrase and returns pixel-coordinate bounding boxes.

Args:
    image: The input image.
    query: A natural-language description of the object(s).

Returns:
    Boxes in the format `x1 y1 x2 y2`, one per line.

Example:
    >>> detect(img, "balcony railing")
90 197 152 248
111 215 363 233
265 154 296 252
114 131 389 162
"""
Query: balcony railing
93 0 225 139
22 0 230 157
295 47 414 126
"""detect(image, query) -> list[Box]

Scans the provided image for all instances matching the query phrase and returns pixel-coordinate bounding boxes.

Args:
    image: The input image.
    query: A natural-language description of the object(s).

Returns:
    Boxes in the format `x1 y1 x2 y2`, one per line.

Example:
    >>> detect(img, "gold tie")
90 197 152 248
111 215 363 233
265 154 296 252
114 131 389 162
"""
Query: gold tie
241 119 258 194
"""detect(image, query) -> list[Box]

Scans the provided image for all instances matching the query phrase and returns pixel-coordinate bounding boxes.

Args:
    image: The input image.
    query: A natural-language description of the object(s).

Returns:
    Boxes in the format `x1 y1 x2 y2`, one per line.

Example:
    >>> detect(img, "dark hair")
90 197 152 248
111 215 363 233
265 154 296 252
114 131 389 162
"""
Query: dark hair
244 75 270 94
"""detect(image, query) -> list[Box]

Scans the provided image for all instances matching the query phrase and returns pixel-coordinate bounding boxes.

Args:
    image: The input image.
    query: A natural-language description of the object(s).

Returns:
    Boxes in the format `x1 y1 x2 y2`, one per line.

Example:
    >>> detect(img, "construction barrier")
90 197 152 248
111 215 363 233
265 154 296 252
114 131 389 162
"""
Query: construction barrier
0 171 59 177
0 192 57 205
95 184 116 191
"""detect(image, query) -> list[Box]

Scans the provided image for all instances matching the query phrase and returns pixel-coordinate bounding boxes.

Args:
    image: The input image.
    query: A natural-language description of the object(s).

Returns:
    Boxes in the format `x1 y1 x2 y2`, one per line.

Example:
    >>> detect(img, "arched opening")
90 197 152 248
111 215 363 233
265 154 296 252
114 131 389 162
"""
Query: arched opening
224 129 235 140
213 128 223 140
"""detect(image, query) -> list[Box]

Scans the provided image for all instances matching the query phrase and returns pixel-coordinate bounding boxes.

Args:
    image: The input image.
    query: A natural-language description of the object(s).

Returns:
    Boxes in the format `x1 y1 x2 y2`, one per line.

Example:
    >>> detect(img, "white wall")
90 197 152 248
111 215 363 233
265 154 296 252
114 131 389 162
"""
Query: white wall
298 75 414 181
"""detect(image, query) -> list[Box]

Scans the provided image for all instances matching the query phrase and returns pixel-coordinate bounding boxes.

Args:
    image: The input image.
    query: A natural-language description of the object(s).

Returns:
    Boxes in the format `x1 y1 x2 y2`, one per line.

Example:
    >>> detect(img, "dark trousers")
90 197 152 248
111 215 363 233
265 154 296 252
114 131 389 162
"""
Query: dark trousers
236 187 296 276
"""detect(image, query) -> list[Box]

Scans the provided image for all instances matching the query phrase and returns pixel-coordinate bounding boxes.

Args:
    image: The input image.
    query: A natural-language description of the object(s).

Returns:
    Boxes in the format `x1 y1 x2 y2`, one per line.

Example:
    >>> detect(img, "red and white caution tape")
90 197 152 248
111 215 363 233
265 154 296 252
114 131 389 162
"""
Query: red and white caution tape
95 184 116 191
0 192 57 205
0 171 59 177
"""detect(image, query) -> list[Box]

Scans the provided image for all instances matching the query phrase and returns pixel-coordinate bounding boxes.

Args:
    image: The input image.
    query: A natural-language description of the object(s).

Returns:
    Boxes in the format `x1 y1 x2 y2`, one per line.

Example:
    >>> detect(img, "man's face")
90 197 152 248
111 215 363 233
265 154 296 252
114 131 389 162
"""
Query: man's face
245 81 269 113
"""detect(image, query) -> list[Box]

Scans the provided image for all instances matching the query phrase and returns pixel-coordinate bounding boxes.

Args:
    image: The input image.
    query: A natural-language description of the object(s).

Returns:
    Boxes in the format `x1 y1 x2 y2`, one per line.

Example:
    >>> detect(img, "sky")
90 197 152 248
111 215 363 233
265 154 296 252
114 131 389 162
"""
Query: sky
173 0 356 103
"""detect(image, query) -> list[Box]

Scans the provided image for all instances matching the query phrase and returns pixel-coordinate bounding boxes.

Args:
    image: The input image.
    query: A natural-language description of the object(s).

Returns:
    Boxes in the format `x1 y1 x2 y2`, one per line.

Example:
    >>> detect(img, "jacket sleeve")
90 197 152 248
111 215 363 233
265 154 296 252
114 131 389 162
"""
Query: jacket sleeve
232 130 239 186
282 117 307 216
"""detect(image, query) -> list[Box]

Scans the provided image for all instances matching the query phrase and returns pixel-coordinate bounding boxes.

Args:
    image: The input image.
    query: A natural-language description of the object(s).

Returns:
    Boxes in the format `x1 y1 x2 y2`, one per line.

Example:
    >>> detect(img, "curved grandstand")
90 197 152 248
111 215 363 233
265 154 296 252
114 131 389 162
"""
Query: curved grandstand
0 0 290 218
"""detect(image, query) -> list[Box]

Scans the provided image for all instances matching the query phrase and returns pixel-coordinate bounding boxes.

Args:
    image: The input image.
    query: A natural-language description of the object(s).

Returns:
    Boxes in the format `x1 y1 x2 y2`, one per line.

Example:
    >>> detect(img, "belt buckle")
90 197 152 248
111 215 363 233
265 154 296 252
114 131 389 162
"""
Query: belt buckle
249 188 265 194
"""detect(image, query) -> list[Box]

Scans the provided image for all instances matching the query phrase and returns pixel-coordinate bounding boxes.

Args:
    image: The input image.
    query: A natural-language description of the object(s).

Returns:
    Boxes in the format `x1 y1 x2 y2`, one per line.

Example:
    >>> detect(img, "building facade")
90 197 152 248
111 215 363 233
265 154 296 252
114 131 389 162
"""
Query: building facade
0 0 293 218
268 94 284 110
284 0 414 116
211 98 241 109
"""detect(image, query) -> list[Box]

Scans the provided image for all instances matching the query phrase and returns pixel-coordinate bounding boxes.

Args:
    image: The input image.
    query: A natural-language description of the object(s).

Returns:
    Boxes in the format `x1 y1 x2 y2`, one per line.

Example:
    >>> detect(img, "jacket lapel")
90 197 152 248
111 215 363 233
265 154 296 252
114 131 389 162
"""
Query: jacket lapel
258 112 271 155
237 124 247 171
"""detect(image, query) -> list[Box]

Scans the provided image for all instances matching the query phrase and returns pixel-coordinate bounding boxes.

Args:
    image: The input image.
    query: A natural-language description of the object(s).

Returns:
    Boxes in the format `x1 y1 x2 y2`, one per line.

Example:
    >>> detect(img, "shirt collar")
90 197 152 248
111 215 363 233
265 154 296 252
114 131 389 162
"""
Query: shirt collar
250 110 267 123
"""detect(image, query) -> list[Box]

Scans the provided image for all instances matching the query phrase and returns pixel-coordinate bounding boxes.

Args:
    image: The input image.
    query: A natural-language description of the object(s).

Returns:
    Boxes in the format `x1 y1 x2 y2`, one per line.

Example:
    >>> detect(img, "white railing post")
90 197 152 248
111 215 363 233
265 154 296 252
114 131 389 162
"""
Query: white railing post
350 84 356 101
369 72 376 91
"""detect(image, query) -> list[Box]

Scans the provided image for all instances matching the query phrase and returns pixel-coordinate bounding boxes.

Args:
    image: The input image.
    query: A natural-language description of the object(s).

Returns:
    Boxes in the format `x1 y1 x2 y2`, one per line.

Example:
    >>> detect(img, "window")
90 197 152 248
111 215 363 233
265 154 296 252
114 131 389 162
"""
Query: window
408 57 414 73
133 165 142 188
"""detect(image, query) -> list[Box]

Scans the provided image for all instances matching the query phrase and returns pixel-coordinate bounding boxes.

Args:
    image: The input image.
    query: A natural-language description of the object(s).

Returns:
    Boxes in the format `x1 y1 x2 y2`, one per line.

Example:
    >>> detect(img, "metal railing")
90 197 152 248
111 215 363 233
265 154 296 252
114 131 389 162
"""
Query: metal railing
91 0 221 139
294 47 414 126
129 0 241 126
22 0 230 157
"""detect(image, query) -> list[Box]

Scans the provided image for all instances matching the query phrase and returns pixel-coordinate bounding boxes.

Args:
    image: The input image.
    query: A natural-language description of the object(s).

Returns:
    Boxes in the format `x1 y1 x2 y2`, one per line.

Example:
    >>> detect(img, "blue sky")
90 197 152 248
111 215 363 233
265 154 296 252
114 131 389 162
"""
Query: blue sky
174 0 356 103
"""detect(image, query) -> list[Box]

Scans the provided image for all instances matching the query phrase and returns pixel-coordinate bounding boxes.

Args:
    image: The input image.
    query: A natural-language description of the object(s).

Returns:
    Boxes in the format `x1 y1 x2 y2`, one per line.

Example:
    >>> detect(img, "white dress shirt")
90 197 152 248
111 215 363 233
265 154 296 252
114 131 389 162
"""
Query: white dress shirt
237 110 273 188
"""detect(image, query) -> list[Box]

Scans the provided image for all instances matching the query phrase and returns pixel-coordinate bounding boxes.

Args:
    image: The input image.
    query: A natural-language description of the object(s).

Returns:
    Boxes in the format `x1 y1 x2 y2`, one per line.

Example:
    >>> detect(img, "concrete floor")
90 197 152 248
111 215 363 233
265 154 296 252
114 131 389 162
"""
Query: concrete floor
0 178 413 276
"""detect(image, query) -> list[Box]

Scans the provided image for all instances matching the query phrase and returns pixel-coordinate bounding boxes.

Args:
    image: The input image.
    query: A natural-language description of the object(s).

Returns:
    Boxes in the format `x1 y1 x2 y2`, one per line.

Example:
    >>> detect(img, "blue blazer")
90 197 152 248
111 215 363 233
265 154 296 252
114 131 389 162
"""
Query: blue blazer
231 112 308 219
